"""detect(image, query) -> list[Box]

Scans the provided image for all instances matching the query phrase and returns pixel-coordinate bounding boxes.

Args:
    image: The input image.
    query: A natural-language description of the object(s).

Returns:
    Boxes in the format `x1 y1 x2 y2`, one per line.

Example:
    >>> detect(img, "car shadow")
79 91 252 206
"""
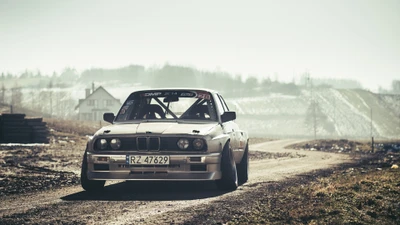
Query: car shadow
61 181 230 201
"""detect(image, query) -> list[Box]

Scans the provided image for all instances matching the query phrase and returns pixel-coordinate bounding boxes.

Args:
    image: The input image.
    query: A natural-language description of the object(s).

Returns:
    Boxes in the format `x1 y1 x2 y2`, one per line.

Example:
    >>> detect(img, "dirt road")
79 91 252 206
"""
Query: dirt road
0 139 350 224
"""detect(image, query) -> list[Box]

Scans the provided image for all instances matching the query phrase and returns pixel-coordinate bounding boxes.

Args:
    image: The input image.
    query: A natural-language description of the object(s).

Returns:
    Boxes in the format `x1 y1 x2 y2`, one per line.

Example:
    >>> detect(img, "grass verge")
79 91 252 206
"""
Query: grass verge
228 158 399 225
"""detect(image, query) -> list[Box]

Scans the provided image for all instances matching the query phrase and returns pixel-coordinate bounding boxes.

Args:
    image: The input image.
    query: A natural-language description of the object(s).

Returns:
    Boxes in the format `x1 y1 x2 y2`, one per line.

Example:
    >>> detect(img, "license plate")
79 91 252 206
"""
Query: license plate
128 155 170 165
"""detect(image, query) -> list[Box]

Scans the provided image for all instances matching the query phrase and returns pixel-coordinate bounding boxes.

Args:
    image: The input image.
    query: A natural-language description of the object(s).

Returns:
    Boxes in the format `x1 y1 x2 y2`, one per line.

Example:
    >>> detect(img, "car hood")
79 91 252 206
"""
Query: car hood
96 122 219 136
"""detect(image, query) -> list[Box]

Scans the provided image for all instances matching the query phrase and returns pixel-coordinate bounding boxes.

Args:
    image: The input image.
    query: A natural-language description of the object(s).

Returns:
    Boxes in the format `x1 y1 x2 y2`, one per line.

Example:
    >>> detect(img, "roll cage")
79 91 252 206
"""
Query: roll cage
115 90 218 122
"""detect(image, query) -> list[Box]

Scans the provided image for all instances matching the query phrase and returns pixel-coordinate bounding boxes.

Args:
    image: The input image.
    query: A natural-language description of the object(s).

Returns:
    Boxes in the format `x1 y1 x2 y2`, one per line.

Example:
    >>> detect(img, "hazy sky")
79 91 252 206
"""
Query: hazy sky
1 0 399 90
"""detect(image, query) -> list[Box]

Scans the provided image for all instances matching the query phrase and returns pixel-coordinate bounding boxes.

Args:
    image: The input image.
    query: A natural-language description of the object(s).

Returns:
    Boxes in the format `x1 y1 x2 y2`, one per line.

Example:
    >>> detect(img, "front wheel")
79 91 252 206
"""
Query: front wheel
237 142 249 184
81 152 105 192
216 141 238 191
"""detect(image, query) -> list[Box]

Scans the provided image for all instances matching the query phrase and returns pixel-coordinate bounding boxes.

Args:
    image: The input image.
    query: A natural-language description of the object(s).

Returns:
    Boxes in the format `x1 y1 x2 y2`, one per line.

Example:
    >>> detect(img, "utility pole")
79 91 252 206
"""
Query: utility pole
398 95 400 139
370 108 373 138
50 91 53 117
371 107 374 153
48 80 53 118
330 93 337 138
304 71 317 139
308 72 317 140
31 90 34 110
313 100 317 139
0 83 5 104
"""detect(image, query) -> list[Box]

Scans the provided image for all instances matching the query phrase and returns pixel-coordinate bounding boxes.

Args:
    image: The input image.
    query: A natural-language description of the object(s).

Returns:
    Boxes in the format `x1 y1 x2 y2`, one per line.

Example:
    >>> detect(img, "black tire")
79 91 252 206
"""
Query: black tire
216 141 238 191
237 142 249 185
81 152 105 192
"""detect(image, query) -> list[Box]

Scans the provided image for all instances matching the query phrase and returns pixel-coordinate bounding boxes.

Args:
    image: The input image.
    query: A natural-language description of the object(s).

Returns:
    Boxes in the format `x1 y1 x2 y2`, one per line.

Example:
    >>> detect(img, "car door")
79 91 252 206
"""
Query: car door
216 94 240 152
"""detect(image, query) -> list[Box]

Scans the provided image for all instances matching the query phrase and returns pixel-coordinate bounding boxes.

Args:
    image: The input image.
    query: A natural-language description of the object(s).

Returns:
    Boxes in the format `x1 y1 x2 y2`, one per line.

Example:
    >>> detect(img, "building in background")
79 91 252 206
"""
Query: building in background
75 84 121 121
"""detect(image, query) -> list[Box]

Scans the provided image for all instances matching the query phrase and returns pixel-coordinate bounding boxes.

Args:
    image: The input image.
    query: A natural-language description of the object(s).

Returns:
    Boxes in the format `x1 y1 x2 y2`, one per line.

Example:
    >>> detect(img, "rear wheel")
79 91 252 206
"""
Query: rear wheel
216 141 238 191
81 152 105 192
237 142 249 185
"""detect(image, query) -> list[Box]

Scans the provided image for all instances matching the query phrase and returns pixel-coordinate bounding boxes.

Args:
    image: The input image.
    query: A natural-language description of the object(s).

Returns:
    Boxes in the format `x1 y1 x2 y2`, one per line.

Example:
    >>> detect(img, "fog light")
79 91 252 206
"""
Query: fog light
97 157 109 162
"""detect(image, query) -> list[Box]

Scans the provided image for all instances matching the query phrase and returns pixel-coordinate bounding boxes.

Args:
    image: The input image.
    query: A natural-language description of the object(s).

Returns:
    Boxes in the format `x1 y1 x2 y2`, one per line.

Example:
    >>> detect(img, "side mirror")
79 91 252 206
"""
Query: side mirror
221 111 236 123
103 113 115 123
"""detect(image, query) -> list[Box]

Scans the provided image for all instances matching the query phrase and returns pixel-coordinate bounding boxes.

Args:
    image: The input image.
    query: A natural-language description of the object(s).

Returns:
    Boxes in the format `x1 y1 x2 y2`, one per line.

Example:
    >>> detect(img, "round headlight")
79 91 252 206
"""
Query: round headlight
97 139 108 150
177 138 189 150
110 138 121 150
193 138 204 150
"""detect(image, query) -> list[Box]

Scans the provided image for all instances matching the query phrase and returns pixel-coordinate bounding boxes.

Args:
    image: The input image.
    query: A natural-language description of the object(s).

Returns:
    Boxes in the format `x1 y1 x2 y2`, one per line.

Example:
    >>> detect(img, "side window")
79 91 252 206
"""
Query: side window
214 94 225 115
218 94 229 112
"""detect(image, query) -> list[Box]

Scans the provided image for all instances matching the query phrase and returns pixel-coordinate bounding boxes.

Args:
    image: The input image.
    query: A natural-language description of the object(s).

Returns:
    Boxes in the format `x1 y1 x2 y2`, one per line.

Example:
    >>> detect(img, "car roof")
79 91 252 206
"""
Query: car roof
130 88 219 95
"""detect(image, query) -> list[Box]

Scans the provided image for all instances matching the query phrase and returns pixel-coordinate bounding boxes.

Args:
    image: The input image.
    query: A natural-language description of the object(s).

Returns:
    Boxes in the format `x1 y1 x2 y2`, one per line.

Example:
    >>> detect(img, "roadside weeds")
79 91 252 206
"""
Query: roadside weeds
177 153 399 225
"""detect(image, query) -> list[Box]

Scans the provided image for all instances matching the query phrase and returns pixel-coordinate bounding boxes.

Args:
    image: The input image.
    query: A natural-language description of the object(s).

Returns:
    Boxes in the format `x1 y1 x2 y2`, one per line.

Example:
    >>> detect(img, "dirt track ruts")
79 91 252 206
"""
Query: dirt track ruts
0 139 350 224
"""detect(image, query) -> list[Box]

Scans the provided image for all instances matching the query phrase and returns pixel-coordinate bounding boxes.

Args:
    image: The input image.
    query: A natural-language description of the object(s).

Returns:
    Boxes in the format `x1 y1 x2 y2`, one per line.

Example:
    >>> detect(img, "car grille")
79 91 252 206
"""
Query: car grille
137 137 160 151
94 137 206 151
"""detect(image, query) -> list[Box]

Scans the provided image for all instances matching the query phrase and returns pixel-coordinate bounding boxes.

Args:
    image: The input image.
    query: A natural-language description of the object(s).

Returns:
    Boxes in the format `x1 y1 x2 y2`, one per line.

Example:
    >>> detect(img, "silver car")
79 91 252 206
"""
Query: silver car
81 89 249 191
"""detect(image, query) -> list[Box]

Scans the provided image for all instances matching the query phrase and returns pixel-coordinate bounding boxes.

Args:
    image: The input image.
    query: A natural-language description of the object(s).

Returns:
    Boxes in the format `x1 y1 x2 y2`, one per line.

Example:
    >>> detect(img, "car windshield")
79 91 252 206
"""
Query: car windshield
115 90 218 122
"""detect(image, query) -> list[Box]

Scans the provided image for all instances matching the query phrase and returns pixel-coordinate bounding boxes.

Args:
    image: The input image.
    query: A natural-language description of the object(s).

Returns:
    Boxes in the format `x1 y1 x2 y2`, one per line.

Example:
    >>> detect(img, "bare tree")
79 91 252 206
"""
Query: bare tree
11 83 23 108
392 80 400 94
0 83 5 104
48 80 53 117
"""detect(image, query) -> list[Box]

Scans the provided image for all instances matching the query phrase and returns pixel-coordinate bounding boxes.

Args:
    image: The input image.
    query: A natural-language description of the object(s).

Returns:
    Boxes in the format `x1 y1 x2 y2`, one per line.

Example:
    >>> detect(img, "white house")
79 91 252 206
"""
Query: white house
75 85 121 121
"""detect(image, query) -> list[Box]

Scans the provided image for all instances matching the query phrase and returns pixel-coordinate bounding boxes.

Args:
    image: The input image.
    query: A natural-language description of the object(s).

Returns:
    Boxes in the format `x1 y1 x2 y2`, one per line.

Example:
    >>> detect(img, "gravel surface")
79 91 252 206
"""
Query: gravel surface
0 139 350 224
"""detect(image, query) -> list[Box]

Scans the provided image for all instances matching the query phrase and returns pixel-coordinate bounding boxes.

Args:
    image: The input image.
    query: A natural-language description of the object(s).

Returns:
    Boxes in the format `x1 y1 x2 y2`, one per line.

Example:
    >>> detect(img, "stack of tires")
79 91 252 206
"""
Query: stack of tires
0 114 32 143
26 118 49 143
0 113 49 144
0 115 2 142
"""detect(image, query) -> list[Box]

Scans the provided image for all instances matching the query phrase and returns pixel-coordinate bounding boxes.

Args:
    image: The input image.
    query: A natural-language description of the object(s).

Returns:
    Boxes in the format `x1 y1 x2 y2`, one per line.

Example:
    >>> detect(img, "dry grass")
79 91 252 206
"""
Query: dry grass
288 139 400 155
227 156 400 225
44 118 105 136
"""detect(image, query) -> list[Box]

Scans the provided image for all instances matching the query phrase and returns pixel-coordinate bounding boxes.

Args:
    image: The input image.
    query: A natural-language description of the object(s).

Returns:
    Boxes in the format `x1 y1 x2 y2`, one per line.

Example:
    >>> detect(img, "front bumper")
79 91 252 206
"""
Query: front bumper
86 152 222 181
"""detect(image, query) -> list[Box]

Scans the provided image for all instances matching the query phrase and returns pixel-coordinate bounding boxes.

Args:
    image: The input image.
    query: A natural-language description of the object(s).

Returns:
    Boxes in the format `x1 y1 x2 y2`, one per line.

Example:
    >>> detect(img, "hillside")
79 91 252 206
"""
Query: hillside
229 89 400 139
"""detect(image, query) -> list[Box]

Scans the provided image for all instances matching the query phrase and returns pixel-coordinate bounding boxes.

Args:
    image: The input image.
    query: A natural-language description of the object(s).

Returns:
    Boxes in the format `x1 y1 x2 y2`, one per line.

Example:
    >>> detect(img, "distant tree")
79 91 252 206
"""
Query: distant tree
35 71 42 78
316 83 332 88
1 73 4 80
48 80 53 117
48 80 53 89
0 83 5 104
310 77 362 89
378 86 390 94
305 100 320 139
244 76 258 88
79 65 144 83
291 76 296 84
299 72 311 87
60 67 78 81
30 90 35 110
152 64 197 88
223 74 244 97
243 76 259 96
11 83 23 107
53 91 76 119
20 70 29 78
260 77 272 93
274 73 279 82
392 80 400 94
305 100 334 138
